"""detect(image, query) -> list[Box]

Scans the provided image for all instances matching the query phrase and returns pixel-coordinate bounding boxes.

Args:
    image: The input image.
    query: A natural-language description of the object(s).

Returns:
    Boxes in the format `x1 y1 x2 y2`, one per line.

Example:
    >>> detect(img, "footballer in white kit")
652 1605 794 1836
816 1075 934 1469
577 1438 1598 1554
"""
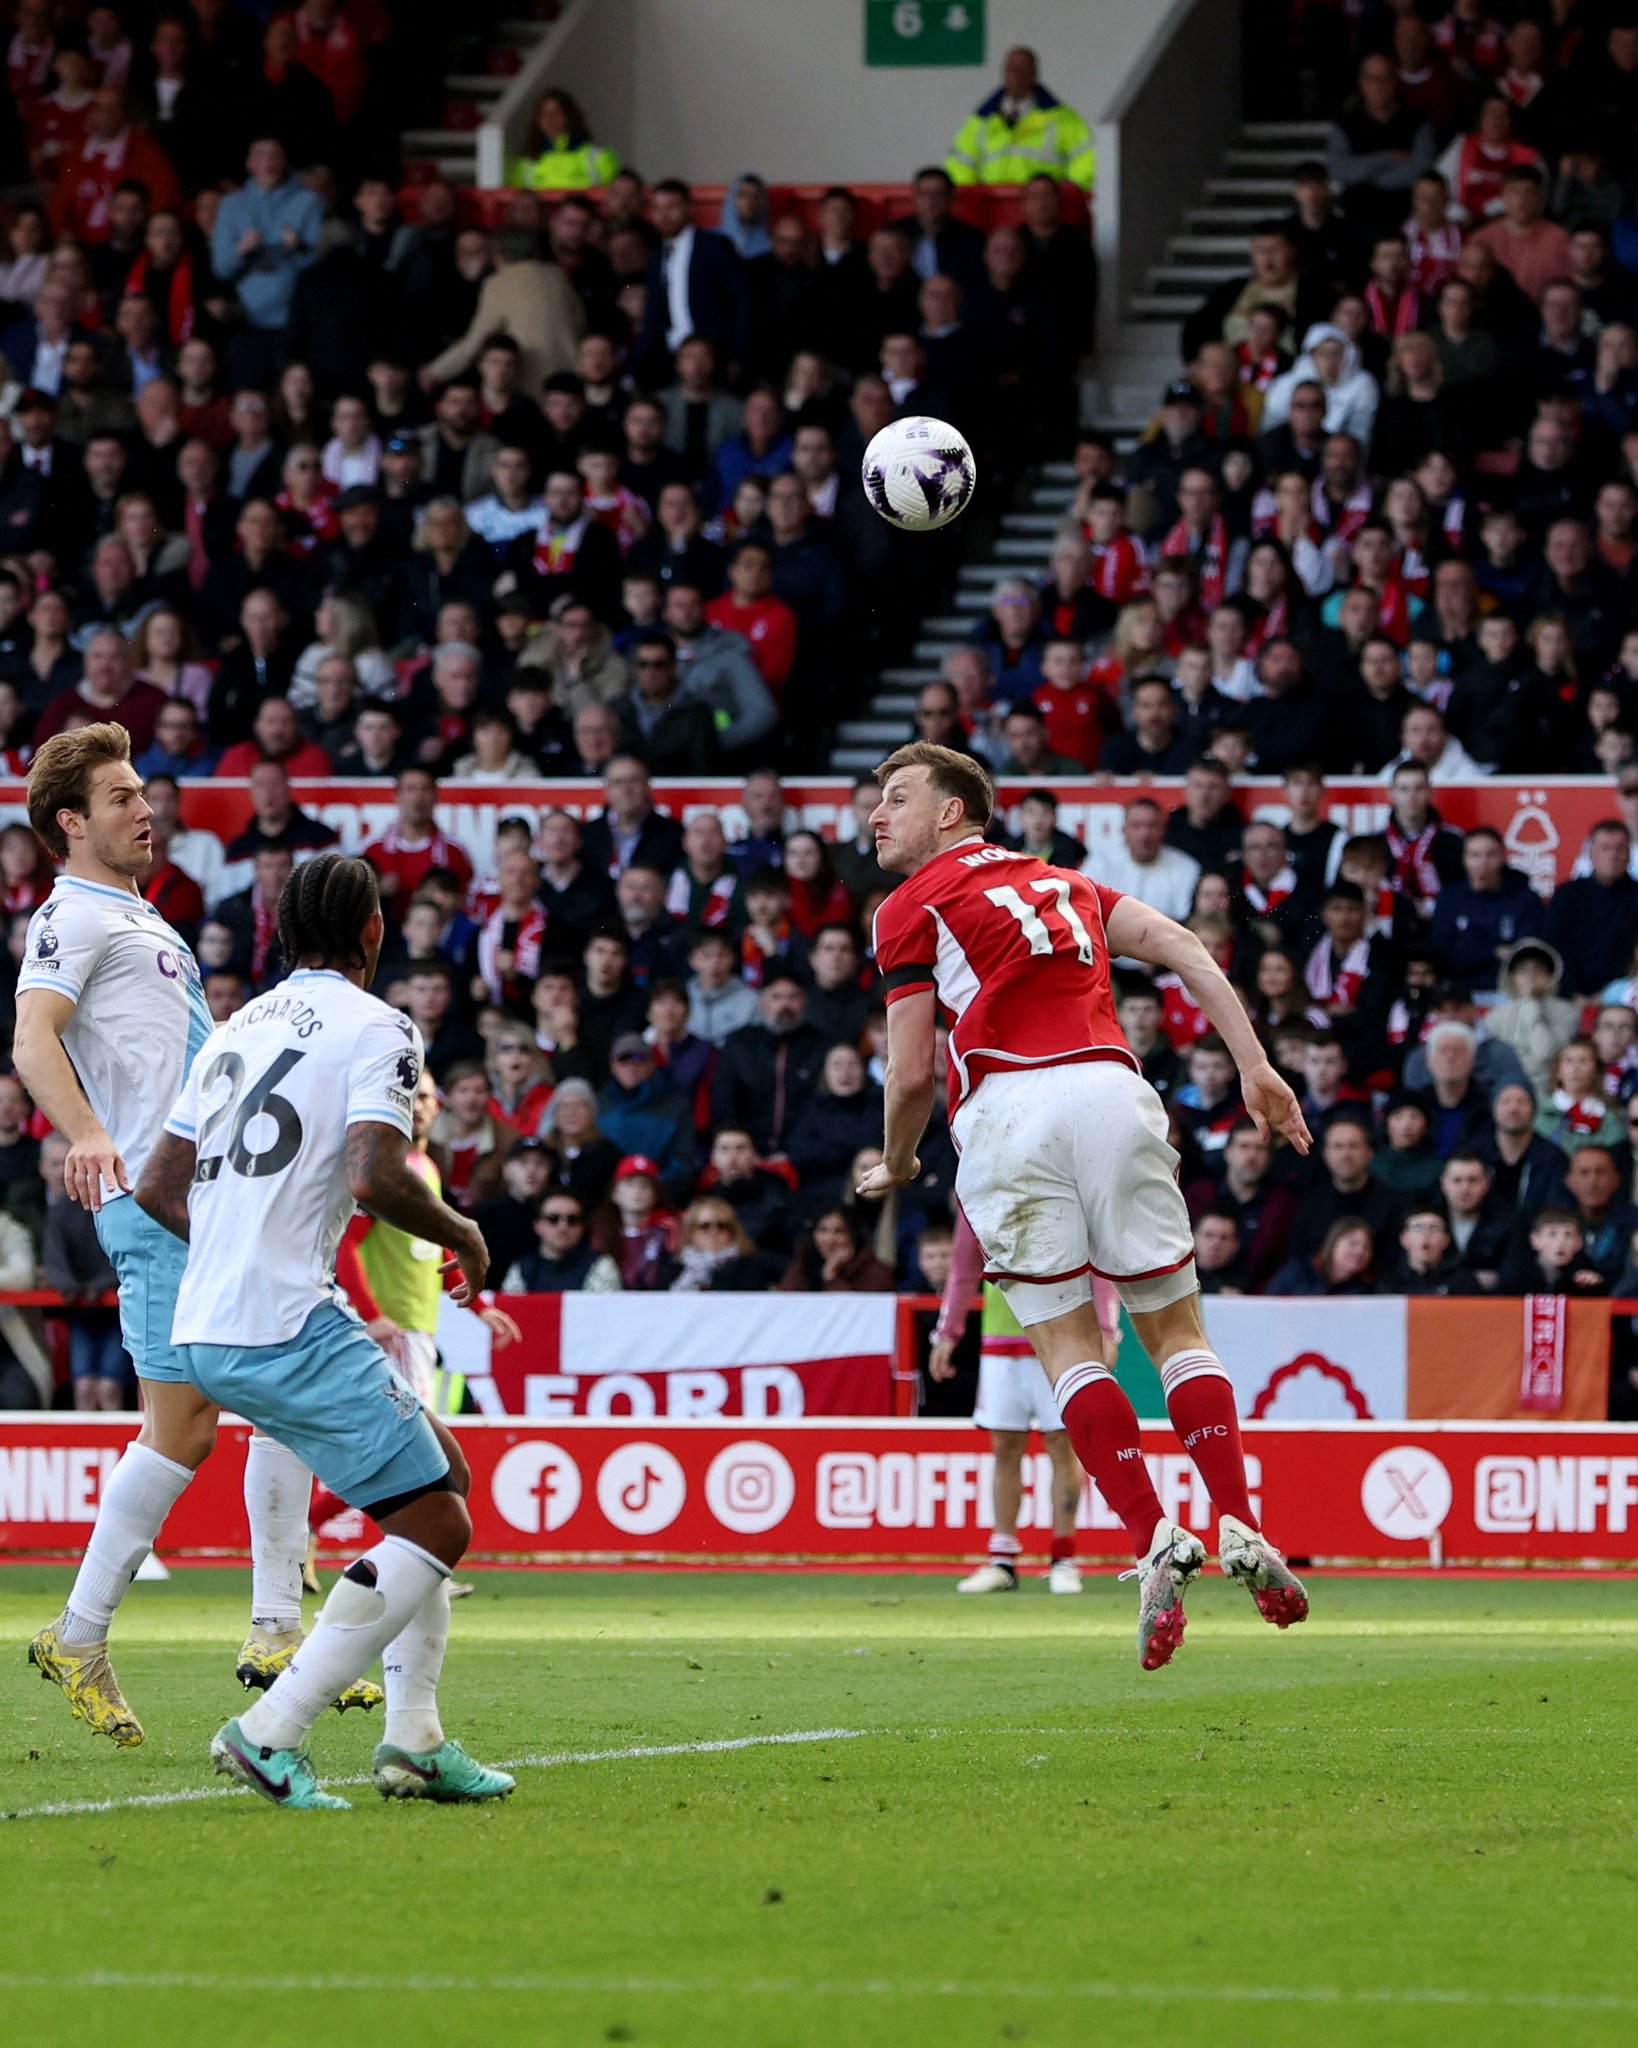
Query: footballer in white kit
17 720 367 1749
136 852 511 1808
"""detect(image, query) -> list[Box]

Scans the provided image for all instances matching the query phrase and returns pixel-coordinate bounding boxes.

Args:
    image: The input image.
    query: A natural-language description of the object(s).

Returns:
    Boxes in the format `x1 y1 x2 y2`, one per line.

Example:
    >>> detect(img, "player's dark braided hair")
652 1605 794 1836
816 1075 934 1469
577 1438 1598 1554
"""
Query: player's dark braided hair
277 853 381 972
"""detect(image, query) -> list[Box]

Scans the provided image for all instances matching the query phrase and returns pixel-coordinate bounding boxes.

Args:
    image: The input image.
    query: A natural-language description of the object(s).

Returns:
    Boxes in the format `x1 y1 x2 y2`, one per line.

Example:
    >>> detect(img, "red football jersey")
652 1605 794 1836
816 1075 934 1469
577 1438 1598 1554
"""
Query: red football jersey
873 839 1137 1111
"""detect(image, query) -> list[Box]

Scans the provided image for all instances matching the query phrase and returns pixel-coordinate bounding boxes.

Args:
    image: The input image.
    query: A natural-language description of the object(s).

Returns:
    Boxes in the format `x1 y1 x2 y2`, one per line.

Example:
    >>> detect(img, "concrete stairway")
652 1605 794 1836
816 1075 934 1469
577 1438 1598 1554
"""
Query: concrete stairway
399 15 560 183
1088 118 1332 423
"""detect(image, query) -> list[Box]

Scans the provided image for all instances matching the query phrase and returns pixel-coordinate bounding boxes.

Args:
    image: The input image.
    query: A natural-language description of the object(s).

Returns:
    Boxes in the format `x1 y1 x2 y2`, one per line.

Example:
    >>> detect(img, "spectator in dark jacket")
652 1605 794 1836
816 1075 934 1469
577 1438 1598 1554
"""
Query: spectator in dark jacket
710 968 833 1156
1286 1115 1402 1263
1547 820 1638 997
613 630 720 774
784 1044 884 1196
1427 829 1550 993
596 1034 697 1204
706 1127 795 1251
1496 1205 1609 1296
635 179 753 384
1269 1216 1379 1295
1377 1208 1478 1296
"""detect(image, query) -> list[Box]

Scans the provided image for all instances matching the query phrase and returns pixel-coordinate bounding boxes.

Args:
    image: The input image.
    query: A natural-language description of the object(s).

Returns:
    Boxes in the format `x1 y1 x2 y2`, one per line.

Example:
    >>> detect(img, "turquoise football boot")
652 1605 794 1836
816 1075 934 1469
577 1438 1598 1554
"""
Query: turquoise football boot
210 1716 351 1810
371 1738 515 1802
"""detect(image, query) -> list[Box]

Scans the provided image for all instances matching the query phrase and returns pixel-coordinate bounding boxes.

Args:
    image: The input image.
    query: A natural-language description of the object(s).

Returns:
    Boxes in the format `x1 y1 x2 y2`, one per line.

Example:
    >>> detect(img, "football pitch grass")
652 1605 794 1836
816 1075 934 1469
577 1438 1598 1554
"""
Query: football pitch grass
2 1566 1635 2048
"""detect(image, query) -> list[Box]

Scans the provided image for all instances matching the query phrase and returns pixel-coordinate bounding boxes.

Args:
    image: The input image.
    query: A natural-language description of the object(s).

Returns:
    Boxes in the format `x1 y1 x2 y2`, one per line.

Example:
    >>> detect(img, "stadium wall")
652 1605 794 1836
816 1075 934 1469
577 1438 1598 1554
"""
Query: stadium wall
526 0 1189 187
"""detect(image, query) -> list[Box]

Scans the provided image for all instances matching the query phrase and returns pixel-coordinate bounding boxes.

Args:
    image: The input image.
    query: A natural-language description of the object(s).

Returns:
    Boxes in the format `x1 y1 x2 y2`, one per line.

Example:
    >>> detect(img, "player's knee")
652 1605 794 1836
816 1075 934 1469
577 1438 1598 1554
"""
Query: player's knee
138 1402 216 1470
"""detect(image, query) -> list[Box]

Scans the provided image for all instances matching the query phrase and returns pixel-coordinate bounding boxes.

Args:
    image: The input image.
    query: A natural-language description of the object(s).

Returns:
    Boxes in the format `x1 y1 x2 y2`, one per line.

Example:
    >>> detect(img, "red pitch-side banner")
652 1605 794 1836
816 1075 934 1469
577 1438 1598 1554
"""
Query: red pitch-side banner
452 1293 895 1419
0 777 1612 894
5 1418 1638 1566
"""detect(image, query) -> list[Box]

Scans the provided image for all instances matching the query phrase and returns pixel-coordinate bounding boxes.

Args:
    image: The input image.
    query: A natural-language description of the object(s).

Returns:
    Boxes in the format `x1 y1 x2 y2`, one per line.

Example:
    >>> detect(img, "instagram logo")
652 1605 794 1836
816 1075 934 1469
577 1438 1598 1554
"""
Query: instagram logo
705 1442 795 1535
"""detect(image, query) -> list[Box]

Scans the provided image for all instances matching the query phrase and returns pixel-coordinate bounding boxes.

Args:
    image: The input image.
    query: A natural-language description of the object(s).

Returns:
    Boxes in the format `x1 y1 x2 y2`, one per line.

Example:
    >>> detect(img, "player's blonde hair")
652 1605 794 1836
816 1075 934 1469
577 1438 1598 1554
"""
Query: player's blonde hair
875 742 994 828
26 721 134 860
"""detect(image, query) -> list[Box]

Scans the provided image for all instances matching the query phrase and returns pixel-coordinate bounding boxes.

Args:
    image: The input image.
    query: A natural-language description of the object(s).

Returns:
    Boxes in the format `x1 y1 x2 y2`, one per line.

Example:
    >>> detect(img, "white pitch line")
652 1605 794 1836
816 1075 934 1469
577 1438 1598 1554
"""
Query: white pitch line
0 1726 864 1822
0 1971 1629 2013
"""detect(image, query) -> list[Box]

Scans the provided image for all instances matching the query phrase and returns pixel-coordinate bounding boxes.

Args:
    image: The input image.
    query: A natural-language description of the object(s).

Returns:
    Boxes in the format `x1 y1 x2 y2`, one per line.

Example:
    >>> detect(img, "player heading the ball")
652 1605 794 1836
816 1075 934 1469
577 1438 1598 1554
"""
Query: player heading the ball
862 743 1312 1670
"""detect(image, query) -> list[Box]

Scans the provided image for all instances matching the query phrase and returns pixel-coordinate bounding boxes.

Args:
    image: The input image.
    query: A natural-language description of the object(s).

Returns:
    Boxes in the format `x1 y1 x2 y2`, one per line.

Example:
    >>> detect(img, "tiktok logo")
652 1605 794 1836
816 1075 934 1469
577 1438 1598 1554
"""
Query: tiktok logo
596 1443 687 1535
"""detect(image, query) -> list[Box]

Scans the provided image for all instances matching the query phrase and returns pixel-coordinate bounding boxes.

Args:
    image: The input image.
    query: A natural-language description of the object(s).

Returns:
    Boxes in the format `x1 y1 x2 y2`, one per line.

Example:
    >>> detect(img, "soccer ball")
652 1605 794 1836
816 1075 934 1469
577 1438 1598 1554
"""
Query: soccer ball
861 417 976 531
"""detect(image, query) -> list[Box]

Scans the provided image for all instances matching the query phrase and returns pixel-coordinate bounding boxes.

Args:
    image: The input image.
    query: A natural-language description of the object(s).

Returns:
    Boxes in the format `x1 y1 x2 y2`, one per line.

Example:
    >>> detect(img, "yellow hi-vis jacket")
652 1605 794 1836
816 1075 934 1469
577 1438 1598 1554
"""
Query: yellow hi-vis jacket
509 133 622 192
945 87 1095 192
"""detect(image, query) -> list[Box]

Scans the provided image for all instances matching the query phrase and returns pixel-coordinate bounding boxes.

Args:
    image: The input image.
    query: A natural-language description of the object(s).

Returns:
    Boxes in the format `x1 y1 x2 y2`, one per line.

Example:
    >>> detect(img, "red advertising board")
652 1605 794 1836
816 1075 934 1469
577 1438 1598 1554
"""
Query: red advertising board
457 1294 895 1419
5 1418 1638 1567
0 776 1614 896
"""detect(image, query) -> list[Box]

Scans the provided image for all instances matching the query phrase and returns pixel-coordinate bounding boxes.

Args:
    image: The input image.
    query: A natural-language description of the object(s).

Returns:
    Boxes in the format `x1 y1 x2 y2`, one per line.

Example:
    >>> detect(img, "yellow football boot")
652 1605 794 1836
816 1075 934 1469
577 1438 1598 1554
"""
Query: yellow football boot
27 1624 145 1747
235 1627 384 1714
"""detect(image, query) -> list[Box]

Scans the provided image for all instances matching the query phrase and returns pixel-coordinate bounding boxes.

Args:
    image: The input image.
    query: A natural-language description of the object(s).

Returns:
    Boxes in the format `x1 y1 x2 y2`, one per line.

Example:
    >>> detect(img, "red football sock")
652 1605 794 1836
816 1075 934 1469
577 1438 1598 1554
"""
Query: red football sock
1161 1350 1258 1529
1053 1362 1164 1557
308 1484 348 1533
1049 1533 1075 1563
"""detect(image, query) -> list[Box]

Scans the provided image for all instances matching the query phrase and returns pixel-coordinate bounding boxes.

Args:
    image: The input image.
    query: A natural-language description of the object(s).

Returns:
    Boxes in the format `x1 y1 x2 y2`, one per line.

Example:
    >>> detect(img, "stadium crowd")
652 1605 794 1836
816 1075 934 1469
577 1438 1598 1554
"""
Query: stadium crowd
3 10 1638 1411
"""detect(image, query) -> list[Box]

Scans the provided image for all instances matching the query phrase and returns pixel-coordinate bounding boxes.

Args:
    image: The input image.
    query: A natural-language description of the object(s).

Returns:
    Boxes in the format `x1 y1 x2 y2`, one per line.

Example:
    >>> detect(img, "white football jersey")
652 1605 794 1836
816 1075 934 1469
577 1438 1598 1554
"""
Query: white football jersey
15 875 212 1185
166 970 424 1347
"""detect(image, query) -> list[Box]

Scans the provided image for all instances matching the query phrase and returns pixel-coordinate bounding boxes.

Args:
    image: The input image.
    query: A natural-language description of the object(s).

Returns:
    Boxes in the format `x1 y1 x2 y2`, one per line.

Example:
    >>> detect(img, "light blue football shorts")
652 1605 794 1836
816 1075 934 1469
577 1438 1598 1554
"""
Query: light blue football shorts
182 1299 451 1508
94 1193 191 1385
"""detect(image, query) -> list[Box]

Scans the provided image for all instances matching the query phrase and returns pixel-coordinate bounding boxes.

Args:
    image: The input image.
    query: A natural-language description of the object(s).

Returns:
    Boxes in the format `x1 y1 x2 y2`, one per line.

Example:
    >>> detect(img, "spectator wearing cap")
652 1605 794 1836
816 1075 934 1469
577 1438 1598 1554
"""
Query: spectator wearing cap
608 1154 679 1291
635 179 754 387
596 1035 696 1204
711 966 833 1157
1124 381 1213 540
944 45 1094 191
472 1135 553 1280
422 227 585 395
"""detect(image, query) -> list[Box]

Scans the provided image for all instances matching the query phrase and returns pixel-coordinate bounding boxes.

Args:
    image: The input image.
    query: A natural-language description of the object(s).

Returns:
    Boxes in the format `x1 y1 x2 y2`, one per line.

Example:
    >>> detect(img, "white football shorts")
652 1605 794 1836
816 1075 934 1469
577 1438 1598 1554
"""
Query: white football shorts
973 1349 1066 1434
952 1060 1197 1325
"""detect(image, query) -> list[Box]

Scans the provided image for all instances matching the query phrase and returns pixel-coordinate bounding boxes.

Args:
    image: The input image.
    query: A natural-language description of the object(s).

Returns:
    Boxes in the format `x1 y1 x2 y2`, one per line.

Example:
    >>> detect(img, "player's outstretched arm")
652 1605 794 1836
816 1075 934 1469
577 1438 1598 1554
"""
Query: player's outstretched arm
858 989 937 1197
14 990 129 1211
134 1130 197 1242
346 1120 491 1303
1102 896 1313 1155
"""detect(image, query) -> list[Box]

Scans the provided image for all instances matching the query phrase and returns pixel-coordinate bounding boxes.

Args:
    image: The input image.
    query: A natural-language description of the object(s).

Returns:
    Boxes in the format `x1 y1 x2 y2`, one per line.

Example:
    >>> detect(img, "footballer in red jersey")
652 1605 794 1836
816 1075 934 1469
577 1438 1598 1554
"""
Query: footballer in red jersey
864 743 1313 1670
